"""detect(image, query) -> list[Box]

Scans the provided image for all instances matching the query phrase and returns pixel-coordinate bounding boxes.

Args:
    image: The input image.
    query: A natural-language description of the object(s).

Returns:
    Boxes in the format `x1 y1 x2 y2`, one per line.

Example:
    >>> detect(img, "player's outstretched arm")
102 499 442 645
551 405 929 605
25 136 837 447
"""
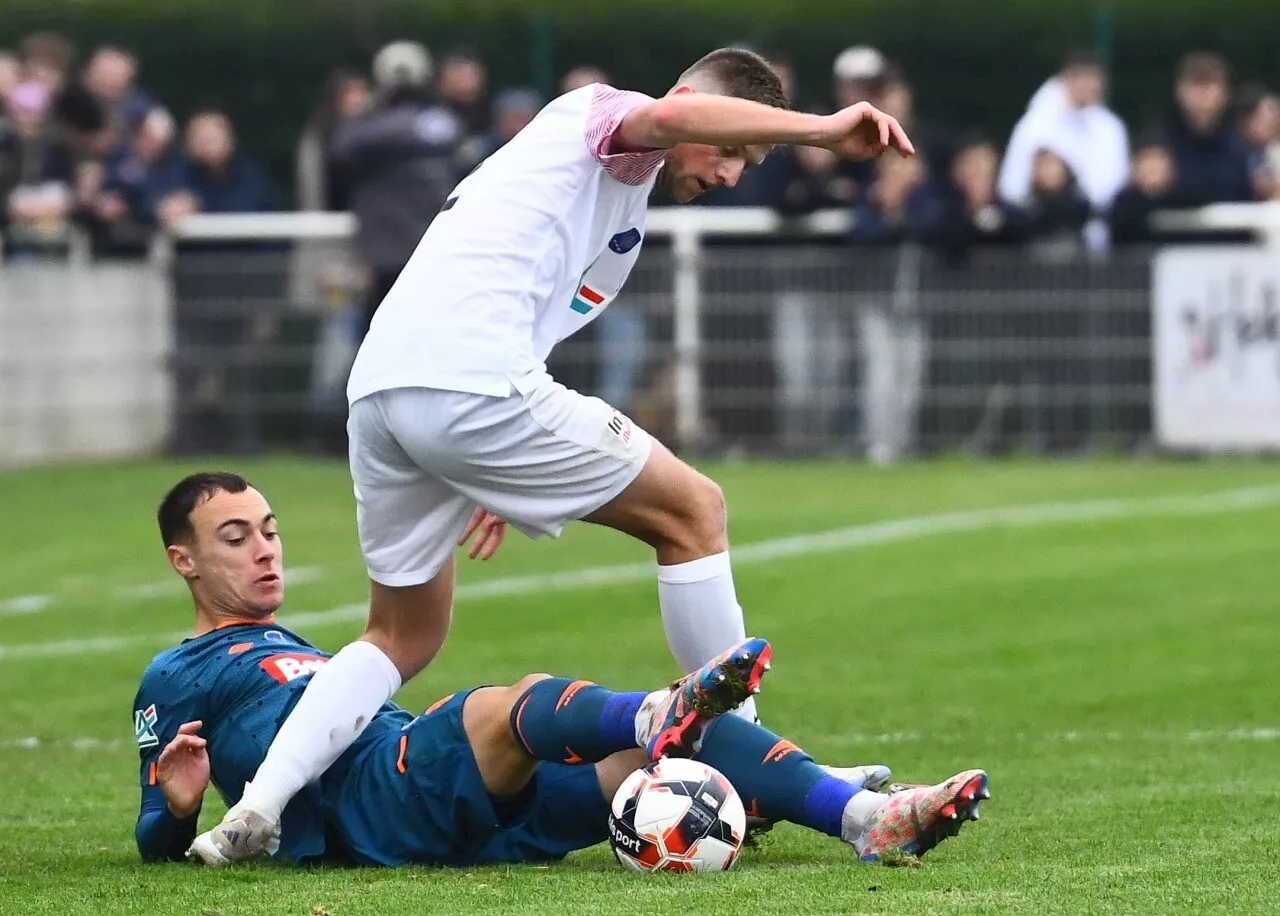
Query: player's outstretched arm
136 721 210 862
614 95 914 161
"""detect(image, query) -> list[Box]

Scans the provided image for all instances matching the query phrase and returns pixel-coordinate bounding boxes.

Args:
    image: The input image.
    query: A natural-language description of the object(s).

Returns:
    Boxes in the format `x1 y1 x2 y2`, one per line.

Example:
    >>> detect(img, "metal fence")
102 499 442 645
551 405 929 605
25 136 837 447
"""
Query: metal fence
0 207 1254 466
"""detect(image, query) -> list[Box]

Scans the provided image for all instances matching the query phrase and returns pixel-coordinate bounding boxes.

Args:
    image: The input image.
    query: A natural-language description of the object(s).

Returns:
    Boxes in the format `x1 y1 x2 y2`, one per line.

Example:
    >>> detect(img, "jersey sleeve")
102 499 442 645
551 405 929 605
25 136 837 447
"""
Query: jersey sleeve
133 664 204 862
584 84 668 186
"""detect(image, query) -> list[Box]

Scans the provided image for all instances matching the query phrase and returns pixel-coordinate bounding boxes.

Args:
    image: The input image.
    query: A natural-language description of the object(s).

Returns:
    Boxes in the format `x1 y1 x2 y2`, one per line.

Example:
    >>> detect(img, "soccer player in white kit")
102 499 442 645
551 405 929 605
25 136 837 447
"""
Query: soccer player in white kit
190 48 914 864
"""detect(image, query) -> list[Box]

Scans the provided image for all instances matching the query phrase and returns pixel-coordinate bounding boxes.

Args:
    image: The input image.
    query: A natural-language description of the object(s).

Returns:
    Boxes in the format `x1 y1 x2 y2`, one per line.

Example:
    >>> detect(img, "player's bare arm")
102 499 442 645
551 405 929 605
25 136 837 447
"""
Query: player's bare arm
614 94 915 161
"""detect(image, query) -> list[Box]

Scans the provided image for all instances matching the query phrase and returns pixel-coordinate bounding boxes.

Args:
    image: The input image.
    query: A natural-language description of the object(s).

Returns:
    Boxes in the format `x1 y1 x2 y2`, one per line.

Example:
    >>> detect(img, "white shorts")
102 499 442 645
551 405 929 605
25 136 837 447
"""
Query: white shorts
348 377 653 586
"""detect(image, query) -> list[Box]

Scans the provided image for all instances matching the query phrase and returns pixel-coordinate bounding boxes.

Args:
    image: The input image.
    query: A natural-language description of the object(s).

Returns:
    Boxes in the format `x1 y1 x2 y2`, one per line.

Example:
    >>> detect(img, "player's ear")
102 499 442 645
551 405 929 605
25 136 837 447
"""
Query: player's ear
671 85 695 96
167 543 197 580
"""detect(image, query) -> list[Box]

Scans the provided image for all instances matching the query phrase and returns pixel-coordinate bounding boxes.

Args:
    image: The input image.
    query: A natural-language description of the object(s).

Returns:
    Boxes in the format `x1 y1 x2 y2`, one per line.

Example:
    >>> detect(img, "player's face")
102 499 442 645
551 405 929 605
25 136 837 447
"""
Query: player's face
174 487 284 618
661 142 769 203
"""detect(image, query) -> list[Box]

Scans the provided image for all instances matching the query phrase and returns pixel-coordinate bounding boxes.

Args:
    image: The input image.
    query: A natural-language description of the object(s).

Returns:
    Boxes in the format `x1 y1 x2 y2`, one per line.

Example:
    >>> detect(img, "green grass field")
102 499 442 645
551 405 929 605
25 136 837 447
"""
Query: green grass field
2 457 1279 915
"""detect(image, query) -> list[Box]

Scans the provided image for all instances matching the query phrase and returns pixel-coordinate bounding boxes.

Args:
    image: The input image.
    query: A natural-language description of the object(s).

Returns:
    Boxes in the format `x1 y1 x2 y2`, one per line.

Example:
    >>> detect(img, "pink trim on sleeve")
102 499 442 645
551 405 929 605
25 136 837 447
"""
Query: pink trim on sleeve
584 85 667 186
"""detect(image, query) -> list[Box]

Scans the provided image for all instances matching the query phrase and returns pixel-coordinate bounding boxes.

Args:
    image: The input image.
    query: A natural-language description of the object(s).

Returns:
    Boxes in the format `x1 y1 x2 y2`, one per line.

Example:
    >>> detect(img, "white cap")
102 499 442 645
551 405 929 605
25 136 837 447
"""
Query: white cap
373 41 433 89
833 45 886 82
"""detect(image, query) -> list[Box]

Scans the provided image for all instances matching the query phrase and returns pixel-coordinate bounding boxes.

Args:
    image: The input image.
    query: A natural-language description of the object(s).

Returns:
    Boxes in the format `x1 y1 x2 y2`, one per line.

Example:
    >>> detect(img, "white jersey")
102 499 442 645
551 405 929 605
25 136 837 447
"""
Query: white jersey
347 84 666 403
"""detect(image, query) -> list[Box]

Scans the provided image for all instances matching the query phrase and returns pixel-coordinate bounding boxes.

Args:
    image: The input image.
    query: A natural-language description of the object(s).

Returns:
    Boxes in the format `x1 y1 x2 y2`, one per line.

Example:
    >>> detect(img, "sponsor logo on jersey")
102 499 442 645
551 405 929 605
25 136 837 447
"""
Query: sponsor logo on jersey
134 704 159 749
607 411 633 445
260 652 330 684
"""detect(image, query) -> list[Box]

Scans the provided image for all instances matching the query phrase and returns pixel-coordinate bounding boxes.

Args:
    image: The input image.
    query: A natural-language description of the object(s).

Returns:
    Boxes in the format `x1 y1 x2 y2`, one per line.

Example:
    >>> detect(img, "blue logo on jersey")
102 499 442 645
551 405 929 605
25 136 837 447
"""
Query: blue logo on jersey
609 228 642 254
264 630 286 643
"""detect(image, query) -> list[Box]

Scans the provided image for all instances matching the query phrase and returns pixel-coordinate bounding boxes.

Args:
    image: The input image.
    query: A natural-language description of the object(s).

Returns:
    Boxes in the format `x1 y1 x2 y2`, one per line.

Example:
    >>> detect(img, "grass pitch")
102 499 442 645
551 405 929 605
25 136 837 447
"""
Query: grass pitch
1 457 1278 915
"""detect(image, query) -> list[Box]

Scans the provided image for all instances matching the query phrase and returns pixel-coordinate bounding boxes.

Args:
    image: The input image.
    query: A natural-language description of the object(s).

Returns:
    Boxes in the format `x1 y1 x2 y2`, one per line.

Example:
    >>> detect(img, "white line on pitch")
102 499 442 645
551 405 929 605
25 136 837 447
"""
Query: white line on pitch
0 595 53 616
1 485 1279 663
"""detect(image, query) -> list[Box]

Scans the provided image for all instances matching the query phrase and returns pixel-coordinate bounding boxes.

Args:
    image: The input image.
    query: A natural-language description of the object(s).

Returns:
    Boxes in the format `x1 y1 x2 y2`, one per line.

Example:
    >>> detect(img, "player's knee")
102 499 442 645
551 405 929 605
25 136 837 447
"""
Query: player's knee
670 473 727 553
511 673 553 696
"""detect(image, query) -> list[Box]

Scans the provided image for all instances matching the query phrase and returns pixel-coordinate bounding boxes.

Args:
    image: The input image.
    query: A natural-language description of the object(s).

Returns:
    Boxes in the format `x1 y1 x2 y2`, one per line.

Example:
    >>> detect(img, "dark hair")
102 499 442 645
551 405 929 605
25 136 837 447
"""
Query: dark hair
1234 81 1274 121
681 48 788 110
1178 51 1229 86
158 472 251 547
21 31 75 70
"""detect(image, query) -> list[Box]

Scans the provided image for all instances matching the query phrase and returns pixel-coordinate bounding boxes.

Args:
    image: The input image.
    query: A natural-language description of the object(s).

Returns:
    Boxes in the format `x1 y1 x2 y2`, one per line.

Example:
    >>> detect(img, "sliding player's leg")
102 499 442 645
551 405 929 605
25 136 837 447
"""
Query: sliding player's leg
693 714 989 862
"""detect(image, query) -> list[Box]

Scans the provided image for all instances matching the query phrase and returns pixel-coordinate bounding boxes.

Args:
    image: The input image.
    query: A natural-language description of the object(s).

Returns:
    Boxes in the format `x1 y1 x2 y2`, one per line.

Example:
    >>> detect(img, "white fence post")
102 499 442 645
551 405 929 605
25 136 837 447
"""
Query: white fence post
671 219 704 450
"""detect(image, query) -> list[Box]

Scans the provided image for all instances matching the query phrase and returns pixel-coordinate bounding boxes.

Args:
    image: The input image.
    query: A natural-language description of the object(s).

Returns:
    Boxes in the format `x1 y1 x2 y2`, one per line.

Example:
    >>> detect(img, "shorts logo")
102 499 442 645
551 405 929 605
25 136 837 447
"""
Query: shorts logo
134 704 159 749
609 228 642 254
260 653 329 684
607 411 633 445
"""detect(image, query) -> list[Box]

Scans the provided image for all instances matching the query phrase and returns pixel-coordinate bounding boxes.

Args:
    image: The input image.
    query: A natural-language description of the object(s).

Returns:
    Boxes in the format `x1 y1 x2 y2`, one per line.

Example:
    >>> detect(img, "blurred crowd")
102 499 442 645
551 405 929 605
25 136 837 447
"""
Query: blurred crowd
2 31 1278 260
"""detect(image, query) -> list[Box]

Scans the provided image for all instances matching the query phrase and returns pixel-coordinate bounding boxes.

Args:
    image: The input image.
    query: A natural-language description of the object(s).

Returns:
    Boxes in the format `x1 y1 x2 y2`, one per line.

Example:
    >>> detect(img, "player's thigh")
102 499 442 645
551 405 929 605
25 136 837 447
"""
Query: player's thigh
581 437 727 549
349 391 476 588
387 378 655 540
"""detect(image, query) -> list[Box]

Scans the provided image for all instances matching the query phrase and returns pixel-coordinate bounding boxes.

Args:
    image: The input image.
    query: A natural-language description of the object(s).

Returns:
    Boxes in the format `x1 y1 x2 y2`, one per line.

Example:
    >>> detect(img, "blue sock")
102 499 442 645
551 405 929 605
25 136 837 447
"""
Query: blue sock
509 677 646 764
695 714 859 838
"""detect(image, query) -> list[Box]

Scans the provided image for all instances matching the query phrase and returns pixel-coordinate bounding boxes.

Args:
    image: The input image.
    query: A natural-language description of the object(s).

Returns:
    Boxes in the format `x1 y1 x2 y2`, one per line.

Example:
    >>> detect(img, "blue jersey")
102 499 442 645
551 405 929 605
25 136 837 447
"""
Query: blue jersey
133 620 411 864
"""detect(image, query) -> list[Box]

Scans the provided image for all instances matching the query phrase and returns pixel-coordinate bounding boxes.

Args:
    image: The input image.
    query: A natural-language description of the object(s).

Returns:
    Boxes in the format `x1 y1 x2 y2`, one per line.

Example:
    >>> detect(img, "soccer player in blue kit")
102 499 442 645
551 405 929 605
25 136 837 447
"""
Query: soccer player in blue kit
136 472 989 867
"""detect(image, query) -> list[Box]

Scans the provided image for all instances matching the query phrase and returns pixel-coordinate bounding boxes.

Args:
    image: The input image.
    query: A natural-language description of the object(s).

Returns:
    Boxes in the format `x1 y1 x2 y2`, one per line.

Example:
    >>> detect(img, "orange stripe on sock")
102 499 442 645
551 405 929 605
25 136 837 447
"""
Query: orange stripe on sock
555 679 593 712
148 762 157 786
396 735 408 774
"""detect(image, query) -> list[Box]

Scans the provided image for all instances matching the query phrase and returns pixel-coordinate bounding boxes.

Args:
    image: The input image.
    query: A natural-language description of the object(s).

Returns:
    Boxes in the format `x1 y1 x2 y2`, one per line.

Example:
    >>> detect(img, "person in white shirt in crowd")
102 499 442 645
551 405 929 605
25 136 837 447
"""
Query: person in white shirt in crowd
997 50 1129 250
188 46 913 866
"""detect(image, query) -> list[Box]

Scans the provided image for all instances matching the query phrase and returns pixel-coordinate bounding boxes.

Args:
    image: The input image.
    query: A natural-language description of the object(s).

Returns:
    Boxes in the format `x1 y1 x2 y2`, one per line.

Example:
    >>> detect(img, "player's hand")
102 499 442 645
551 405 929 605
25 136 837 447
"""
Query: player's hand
459 508 508 560
156 720 210 818
816 102 914 162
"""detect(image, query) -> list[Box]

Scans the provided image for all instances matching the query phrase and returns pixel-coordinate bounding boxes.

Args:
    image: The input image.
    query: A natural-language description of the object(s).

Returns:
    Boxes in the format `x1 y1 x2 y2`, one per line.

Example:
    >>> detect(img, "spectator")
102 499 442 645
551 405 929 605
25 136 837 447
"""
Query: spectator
1 82 74 240
830 45 887 200
933 136 1032 255
466 87 541 163
997 50 1129 226
1023 148 1092 243
330 40 462 340
874 63 956 182
296 68 371 213
849 153 946 245
774 141 859 215
1235 83 1280 200
0 51 21 106
1162 51 1252 205
150 110 279 225
82 46 151 134
19 32 75 96
437 48 489 139
79 105 175 250
1109 133 1186 244
559 66 609 95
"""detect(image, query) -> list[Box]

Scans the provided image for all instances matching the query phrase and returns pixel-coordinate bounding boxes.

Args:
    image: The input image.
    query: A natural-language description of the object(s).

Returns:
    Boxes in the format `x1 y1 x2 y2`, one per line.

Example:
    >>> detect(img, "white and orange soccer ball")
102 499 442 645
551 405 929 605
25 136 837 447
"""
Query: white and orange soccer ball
608 758 746 873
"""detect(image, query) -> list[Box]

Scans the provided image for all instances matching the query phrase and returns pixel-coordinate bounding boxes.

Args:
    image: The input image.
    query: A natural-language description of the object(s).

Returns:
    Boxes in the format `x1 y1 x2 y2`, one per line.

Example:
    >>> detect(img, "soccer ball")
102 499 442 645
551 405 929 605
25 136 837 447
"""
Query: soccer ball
608 758 746 873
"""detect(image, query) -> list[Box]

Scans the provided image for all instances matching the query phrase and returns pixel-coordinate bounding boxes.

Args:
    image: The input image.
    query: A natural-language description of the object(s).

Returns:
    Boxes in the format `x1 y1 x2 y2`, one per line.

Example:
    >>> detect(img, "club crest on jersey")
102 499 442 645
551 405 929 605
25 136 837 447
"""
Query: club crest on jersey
260 653 329 684
134 704 159 749
608 227 642 254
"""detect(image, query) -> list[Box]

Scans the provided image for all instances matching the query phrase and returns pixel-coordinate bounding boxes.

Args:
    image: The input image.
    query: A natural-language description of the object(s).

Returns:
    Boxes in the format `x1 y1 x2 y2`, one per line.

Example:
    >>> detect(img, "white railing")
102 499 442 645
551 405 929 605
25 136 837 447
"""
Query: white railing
149 203 1270 447
155 207 856 446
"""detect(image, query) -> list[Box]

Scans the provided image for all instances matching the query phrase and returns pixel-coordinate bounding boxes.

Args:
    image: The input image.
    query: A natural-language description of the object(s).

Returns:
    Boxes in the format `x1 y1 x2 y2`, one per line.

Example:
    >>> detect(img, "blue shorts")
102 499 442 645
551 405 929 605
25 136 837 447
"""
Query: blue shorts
332 689 611 867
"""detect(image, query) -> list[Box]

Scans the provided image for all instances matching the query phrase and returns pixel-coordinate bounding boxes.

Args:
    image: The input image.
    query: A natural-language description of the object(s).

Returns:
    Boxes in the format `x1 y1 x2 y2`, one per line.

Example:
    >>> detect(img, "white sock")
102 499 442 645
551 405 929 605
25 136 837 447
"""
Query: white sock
657 552 757 722
237 640 402 823
843 790 890 849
